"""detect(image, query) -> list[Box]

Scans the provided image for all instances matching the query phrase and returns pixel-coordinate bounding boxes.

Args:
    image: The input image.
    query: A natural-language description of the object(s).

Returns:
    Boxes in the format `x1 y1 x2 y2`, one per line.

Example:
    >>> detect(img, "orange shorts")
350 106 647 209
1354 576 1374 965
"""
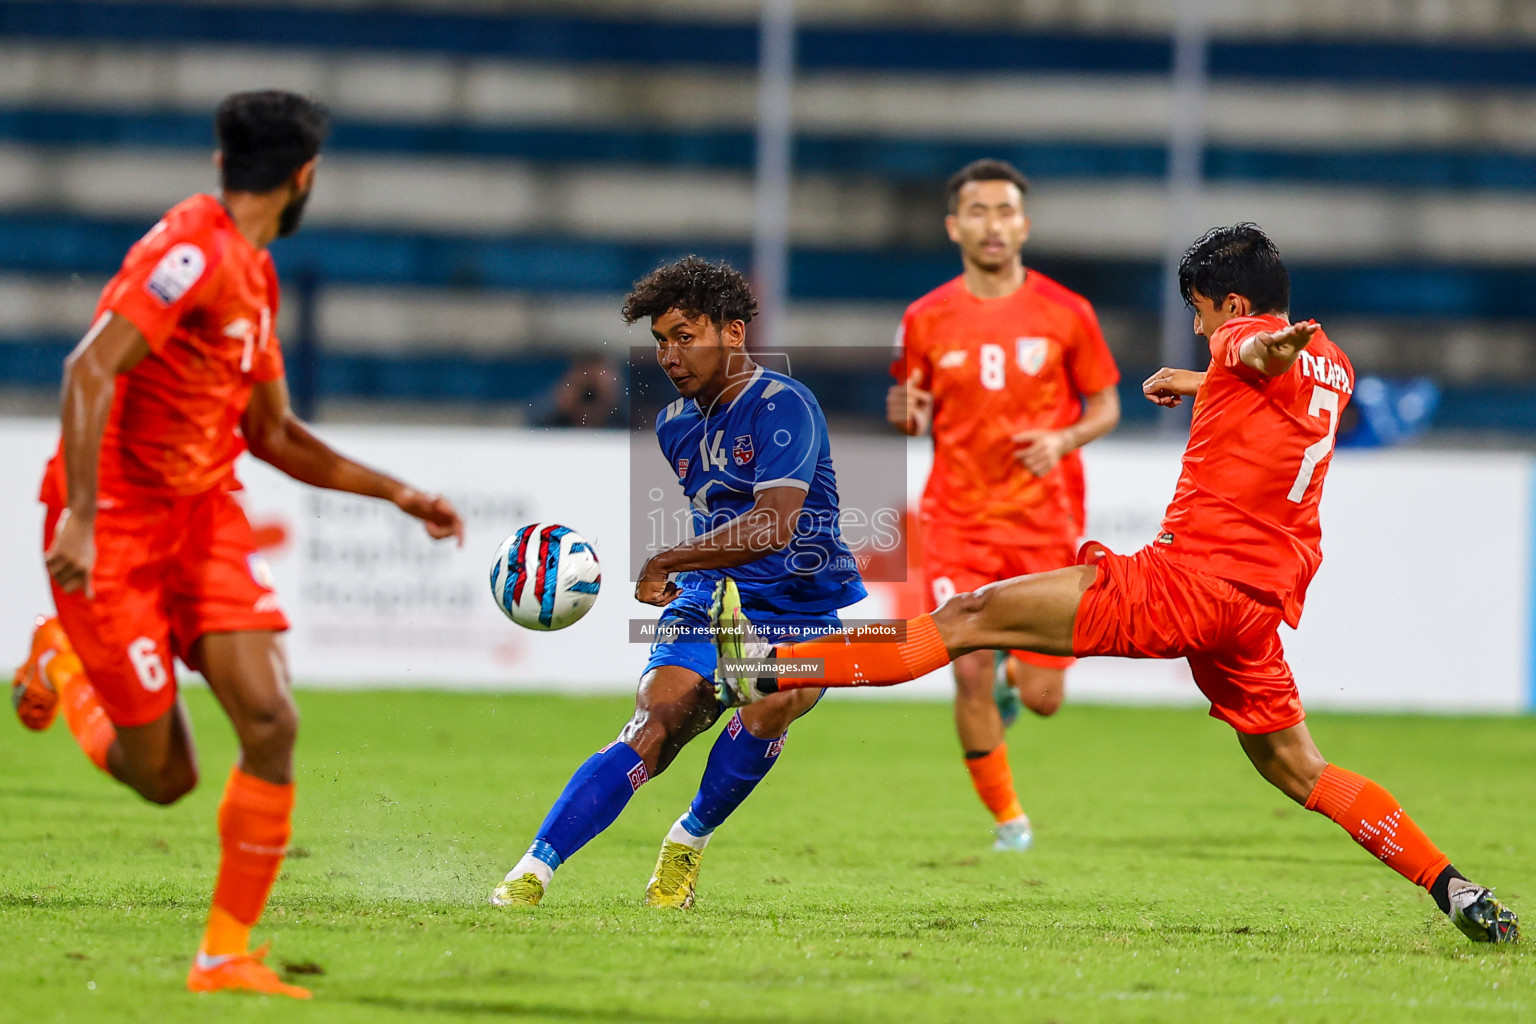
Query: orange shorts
44 490 288 728
1071 547 1304 735
923 527 1077 671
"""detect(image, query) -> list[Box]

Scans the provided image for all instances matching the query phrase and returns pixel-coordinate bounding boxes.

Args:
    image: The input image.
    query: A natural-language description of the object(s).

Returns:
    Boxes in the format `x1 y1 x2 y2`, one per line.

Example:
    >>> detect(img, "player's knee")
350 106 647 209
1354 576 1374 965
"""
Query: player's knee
240 696 299 759
618 710 690 777
1024 689 1063 717
137 761 198 805
740 688 814 738
950 657 993 701
934 588 995 649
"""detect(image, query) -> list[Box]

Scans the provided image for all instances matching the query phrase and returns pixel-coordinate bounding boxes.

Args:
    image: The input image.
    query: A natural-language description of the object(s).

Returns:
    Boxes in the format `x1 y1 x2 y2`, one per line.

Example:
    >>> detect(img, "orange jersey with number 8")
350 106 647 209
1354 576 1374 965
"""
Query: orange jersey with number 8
1157 314 1353 627
894 273 1119 547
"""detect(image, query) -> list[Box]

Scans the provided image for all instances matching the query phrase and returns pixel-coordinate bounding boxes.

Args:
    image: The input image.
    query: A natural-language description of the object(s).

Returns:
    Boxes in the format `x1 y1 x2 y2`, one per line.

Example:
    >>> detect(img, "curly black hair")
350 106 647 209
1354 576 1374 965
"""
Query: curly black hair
621 255 758 328
1178 223 1290 315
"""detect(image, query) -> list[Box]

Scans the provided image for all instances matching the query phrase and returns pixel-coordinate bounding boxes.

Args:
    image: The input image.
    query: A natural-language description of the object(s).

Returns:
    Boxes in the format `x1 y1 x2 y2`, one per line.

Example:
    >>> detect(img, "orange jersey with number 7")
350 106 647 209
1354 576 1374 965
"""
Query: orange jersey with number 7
894 272 1119 547
1157 314 1352 628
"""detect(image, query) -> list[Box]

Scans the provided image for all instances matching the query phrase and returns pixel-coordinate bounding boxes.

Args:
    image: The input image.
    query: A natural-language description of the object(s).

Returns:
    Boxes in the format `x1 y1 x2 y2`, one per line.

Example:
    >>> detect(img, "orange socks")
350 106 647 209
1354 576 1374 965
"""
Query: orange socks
202 768 295 957
964 745 1025 823
50 650 115 773
1305 763 1451 889
776 613 952 689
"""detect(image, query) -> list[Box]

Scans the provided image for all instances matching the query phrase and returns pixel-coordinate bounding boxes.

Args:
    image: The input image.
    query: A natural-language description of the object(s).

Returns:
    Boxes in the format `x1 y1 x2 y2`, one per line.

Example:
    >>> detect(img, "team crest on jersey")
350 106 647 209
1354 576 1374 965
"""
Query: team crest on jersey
1016 337 1050 376
732 434 754 466
145 243 207 305
676 457 690 478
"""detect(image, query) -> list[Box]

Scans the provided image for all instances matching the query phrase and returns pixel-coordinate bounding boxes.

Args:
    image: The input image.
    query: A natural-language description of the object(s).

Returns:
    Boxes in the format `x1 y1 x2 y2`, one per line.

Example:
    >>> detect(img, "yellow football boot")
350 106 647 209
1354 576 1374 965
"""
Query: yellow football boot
490 873 545 907
644 840 704 910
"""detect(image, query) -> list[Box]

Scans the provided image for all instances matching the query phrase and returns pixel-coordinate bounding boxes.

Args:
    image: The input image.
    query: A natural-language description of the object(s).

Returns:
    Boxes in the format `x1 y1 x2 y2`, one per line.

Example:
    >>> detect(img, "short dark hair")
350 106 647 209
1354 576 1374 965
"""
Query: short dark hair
621 255 758 328
1178 223 1290 315
215 90 329 193
947 158 1029 212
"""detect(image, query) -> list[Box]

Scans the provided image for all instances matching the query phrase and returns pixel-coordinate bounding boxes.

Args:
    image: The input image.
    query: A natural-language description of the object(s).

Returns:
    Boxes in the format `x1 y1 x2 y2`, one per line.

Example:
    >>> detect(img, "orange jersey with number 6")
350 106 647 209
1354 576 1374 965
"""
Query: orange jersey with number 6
894 272 1119 547
1158 314 1352 627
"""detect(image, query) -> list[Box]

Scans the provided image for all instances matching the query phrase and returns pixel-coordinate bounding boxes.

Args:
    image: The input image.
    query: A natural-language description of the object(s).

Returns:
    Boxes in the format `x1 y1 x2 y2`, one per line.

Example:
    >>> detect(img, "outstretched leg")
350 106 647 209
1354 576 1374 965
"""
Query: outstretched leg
494 665 719 906
1240 722 1517 943
753 567 1094 696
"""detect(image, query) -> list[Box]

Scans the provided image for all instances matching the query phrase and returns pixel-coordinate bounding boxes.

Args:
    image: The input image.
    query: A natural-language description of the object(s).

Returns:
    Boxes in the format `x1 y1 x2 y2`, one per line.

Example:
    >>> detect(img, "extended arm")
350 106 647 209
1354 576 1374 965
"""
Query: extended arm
635 486 807 606
1141 367 1206 408
45 314 152 594
1012 385 1121 477
1238 320 1319 378
242 377 465 544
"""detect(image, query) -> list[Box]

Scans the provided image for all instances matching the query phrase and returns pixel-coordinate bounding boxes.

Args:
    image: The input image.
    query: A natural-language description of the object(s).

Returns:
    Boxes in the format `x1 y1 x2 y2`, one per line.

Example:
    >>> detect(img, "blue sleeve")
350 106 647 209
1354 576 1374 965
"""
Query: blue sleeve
655 414 686 484
748 386 822 493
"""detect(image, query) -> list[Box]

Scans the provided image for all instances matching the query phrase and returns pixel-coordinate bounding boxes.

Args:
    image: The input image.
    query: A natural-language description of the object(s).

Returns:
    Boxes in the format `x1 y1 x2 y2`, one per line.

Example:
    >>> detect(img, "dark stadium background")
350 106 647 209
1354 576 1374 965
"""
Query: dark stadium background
1 0 1534 439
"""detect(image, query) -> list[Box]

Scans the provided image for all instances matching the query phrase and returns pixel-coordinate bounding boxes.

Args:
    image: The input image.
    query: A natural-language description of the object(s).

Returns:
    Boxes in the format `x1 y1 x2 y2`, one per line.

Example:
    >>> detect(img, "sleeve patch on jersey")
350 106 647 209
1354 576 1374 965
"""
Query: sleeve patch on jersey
145 243 207 306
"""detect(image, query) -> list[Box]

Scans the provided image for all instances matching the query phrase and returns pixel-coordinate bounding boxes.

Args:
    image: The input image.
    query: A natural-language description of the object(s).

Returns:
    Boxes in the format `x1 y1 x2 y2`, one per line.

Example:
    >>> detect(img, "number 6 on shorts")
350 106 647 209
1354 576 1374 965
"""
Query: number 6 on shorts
128 636 169 692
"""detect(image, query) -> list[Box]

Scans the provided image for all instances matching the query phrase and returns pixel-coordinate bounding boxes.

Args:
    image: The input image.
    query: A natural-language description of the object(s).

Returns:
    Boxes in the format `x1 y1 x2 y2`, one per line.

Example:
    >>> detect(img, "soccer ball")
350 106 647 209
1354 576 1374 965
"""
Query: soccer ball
489 523 601 630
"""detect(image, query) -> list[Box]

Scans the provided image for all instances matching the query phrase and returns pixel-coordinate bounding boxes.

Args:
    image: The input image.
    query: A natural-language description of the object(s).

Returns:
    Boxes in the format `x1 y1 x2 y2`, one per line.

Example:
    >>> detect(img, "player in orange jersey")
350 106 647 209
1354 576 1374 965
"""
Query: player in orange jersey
10 91 466 996
887 159 1120 851
721 224 1516 943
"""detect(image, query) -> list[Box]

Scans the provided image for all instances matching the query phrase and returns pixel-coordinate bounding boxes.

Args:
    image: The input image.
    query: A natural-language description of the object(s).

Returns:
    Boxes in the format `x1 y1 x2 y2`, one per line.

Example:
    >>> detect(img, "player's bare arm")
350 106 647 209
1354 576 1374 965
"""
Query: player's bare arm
1011 385 1120 477
885 369 933 436
1141 367 1206 407
634 485 807 606
46 313 152 595
1239 320 1319 377
241 377 465 545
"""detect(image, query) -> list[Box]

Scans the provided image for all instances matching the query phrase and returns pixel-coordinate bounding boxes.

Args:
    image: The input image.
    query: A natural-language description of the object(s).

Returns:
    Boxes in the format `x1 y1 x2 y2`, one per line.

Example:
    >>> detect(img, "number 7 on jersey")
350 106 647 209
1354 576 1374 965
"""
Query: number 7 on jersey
1287 386 1340 503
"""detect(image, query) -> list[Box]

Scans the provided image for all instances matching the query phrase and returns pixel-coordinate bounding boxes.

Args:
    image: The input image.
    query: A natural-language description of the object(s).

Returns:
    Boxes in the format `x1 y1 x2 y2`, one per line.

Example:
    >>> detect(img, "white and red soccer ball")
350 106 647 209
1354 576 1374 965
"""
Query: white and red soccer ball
489 523 601 630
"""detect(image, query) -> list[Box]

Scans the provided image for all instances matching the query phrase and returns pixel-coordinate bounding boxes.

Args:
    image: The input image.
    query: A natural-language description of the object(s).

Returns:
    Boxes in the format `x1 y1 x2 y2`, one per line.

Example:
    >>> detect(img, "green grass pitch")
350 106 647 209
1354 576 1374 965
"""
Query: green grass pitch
2 689 1532 1023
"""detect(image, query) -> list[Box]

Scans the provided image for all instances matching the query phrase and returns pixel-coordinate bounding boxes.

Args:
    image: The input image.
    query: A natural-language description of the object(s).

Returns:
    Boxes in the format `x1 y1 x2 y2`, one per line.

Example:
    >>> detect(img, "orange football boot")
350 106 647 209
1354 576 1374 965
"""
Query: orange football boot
186 944 312 999
11 616 70 730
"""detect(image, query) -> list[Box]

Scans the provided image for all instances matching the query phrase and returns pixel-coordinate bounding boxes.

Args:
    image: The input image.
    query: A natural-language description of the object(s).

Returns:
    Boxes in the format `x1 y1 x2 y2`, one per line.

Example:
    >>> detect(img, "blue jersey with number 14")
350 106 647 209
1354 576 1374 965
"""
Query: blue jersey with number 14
655 367 866 615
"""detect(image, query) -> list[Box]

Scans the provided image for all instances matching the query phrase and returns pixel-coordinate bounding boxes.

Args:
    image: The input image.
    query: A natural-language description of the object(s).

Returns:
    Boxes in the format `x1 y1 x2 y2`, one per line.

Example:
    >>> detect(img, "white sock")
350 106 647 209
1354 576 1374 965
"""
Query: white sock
666 815 712 852
507 854 555 888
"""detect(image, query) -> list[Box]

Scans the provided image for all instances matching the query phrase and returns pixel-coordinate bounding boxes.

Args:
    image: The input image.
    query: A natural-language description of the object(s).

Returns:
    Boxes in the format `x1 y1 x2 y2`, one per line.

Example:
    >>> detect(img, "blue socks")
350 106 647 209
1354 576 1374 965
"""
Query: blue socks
681 712 786 839
513 715 789 888
532 741 649 865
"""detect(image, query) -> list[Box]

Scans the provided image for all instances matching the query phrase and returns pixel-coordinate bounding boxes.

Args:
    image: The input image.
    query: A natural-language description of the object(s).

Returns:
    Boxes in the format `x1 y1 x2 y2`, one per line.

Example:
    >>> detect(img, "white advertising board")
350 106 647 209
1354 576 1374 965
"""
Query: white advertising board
0 417 1529 713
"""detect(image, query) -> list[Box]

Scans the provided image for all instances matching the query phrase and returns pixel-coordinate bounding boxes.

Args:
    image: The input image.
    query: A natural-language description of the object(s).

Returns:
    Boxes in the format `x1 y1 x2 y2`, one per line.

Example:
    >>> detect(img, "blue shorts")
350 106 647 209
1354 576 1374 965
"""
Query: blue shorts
642 588 843 681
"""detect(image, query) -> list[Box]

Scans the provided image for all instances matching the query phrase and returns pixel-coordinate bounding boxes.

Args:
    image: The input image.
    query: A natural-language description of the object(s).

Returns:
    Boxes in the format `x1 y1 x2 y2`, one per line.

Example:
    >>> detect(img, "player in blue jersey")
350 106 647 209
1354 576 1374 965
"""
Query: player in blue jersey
490 256 866 909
